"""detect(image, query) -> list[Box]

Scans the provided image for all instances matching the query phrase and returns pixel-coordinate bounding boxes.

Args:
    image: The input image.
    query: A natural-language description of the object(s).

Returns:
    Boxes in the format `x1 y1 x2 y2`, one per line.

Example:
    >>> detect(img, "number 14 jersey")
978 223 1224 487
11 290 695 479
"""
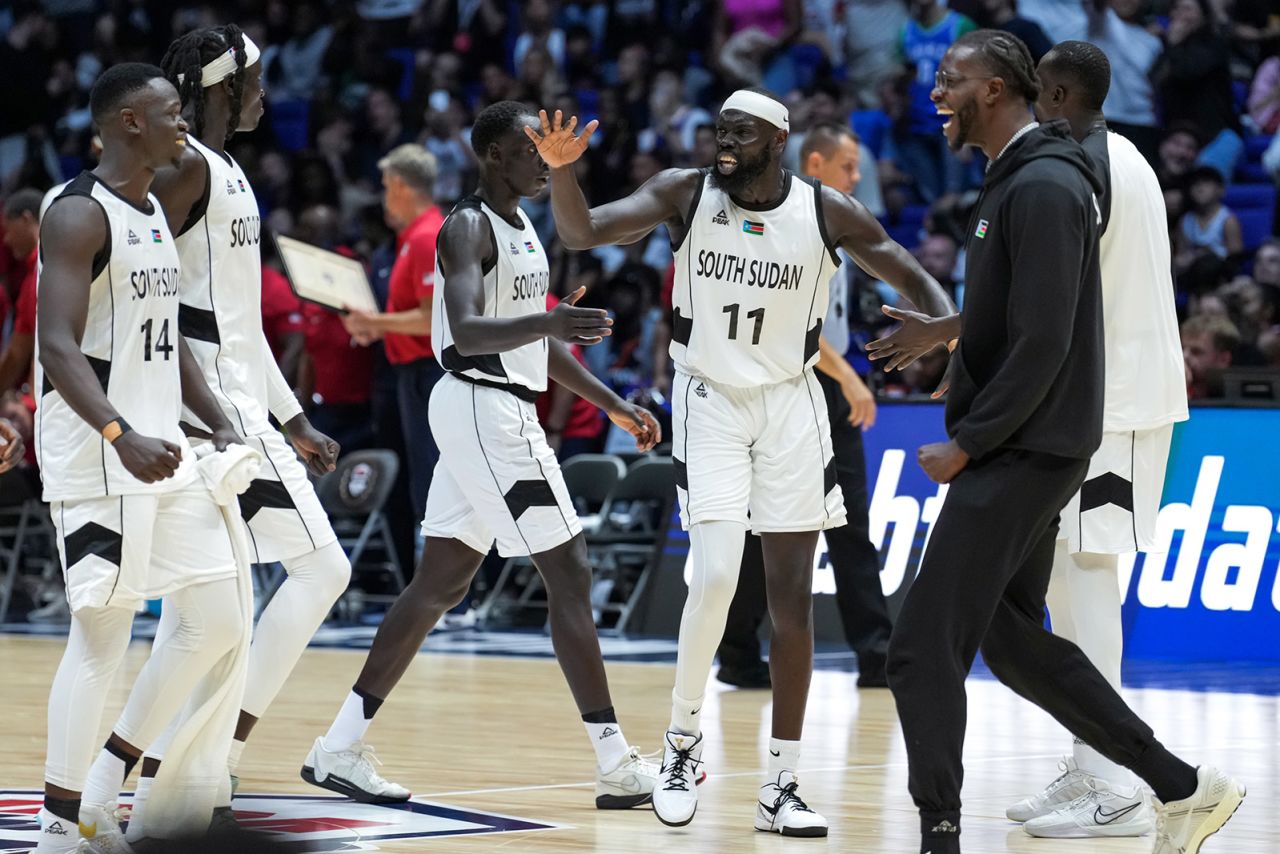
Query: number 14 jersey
671 170 839 387
34 172 196 502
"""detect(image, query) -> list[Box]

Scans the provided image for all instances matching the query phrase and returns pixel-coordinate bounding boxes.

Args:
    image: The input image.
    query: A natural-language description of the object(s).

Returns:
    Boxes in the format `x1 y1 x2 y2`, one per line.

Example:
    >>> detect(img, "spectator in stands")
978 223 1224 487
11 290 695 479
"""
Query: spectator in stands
423 92 473 208
0 6 60 190
1252 237 1280 289
916 232 963 305
712 0 803 91
0 189 41 392
514 0 567 71
1248 54 1280 134
341 145 444 525
843 0 910 107
977 0 1053 63
261 0 335 103
639 70 713 165
1086 0 1165 162
897 0 978 203
354 88 415 185
1176 166 1244 291
1158 123 1202 188
1182 313 1240 399
1151 0 1243 182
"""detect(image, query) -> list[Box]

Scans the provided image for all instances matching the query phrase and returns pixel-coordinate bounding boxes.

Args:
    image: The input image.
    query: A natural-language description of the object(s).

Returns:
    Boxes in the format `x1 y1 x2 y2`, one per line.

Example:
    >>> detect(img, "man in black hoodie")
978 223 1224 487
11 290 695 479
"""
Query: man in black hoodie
880 30 1246 854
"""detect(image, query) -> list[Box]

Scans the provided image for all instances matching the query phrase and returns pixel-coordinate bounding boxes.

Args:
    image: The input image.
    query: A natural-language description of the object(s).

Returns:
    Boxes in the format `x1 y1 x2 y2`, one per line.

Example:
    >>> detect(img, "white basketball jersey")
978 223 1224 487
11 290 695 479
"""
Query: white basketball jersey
433 197 549 400
671 171 839 387
175 136 270 434
34 172 196 502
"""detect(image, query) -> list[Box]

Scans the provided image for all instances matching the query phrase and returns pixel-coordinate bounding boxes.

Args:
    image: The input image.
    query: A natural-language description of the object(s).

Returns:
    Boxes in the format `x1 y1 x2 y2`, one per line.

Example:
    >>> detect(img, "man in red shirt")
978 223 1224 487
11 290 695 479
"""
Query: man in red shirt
0 188 42 392
342 145 444 520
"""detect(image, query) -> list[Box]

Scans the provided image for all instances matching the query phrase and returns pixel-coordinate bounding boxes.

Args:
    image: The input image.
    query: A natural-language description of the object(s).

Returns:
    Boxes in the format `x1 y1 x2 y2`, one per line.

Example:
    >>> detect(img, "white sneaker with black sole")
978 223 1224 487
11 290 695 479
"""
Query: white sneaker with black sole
301 737 412 804
596 746 660 809
1152 765 1245 854
1023 777 1155 838
755 772 828 838
652 730 704 827
1006 757 1094 822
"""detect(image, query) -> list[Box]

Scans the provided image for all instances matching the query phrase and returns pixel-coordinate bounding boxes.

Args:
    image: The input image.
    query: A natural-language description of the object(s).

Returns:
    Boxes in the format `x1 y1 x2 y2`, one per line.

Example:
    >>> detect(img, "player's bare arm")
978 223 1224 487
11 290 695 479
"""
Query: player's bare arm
439 208 613 353
528 109 699 249
822 187 956 321
547 339 660 452
865 306 963 372
38 197 182 483
176 335 241 451
150 145 210 236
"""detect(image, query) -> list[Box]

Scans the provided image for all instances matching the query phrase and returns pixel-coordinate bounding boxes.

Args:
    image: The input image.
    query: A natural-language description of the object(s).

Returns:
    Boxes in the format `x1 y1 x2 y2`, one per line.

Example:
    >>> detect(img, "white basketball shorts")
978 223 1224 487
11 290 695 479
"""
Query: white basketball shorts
52 480 238 612
421 373 582 558
672 369 846 533
1059 424 1175 555
237 427 338 563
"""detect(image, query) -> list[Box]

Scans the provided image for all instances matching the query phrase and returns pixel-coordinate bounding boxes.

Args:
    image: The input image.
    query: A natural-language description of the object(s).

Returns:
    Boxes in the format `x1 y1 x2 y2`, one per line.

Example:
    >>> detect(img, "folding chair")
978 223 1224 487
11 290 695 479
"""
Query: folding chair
0 468 57 623
313 449 406 606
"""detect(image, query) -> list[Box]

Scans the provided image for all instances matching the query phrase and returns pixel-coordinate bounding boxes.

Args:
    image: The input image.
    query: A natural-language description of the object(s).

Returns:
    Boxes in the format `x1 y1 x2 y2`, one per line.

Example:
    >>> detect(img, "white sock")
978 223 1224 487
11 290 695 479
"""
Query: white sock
227 739 246 775
125 778 152 843
82 749 128 811
767 737 801 781
323 690 376 752
584 720 630 772
35 807 80 853
670 692 703 736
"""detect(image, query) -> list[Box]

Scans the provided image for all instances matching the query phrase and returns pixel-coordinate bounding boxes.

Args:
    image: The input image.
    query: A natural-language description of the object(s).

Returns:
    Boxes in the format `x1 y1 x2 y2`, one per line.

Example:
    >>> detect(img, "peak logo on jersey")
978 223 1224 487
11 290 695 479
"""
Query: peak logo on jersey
150 229 163 243
712 209 730 226
695 382 708 398
0 790 562 851
743 220 765 236
127 229 141 246
524 241 537 254
509 241 521 255
974 219 989 239
225 179 237 196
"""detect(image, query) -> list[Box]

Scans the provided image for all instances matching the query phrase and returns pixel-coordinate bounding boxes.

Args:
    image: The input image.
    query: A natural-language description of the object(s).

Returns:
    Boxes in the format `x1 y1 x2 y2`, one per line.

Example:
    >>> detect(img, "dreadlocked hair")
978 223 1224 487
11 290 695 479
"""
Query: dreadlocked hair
160 24 248 142
953 29 1041 104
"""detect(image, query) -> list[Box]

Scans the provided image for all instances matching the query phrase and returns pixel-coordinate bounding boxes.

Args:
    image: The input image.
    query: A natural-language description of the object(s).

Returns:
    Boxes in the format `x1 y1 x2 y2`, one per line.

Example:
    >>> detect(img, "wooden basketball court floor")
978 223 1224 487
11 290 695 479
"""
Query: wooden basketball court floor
3 633 1277 853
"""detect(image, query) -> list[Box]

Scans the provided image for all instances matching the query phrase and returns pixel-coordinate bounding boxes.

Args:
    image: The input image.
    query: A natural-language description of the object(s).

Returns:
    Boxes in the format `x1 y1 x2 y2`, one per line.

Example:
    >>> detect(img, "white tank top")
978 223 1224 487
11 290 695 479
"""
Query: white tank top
175 136 269 434
671 171 839 387
432 196 550 400
34 172 197 502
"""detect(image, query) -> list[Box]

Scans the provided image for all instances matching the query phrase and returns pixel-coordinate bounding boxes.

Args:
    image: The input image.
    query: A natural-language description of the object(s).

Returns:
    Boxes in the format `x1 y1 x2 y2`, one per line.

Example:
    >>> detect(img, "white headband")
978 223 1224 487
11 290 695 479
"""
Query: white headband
720 90 789 131
177 34 261 88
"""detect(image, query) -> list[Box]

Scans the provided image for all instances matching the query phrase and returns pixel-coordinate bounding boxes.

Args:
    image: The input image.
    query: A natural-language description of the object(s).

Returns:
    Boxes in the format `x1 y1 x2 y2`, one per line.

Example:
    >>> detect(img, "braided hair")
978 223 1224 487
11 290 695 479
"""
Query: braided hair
160 24 248 142
953 29 1041 105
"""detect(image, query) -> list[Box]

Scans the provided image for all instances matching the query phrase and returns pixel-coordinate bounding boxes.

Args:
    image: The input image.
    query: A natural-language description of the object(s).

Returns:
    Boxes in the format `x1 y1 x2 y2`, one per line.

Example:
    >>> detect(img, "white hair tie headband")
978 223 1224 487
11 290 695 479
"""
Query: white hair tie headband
720 89 789 131
178 33 261 88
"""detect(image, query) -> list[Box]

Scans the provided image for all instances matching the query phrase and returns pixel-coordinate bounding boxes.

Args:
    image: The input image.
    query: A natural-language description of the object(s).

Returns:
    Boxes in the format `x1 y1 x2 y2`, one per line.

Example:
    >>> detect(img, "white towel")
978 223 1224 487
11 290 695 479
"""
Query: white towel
141 444 260 838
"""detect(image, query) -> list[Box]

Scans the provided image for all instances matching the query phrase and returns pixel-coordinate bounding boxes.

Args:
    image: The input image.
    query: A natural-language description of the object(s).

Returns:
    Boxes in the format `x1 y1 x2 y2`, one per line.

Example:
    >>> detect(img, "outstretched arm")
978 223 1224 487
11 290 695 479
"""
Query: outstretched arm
547 340 660 452
439 209 613 355
823 187 956 319
526 109 697 249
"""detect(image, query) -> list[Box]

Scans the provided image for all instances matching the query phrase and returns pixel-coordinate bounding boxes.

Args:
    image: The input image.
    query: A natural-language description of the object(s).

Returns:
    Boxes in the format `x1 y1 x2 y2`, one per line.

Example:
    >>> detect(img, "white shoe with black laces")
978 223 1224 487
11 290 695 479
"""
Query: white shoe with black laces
755 771 828 837
652 730 704 827
1152 765 1245 854
301 737 411 804
1007 757 1094 822
1023 777 1154 838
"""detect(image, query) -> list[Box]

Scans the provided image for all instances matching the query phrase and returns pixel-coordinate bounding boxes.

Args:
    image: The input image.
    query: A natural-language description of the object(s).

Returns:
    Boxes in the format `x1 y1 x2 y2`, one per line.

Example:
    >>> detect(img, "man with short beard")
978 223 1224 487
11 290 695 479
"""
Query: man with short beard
529 88 954 834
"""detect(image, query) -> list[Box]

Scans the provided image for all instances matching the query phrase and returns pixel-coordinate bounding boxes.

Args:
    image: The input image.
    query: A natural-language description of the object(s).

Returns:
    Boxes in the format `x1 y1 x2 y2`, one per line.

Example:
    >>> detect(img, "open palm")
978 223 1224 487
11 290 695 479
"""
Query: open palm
524 109 599 168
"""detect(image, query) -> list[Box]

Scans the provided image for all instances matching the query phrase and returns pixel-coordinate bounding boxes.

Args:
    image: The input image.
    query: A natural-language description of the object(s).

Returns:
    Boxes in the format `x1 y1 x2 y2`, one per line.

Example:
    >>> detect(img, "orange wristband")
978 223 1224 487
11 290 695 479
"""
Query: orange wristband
102 418 131 443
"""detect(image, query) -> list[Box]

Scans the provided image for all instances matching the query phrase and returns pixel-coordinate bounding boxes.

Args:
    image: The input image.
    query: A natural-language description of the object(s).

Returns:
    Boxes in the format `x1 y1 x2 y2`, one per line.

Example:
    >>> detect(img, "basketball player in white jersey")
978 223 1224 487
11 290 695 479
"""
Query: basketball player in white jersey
32 63 248 854
303 101 666 808
528 90 954 834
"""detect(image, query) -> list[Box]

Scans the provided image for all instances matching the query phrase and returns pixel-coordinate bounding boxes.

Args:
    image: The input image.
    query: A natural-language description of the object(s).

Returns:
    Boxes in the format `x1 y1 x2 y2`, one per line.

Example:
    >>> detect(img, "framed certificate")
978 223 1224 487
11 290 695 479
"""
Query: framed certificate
273 233 378 314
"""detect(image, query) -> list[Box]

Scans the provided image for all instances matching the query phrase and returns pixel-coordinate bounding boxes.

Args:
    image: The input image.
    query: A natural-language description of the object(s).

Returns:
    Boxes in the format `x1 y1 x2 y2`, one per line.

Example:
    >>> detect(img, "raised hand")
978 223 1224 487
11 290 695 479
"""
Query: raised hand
866 305 956 372
523 109 599 168
545 286 613 346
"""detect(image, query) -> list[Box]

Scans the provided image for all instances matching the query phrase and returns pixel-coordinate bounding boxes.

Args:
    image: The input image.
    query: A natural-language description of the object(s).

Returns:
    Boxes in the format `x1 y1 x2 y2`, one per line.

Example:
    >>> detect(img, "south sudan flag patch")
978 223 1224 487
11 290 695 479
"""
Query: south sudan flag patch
743 220 765 236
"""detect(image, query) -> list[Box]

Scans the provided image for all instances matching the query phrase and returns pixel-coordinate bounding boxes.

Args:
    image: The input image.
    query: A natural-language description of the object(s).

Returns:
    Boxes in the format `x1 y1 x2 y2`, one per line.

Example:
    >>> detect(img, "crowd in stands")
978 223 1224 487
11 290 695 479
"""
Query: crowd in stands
1 0 1278 488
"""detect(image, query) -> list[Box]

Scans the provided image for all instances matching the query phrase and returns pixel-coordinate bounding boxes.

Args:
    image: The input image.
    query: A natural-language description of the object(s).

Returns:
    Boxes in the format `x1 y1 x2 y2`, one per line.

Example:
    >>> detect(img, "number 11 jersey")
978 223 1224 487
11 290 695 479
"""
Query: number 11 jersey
34 172 196 502
670 170 839 388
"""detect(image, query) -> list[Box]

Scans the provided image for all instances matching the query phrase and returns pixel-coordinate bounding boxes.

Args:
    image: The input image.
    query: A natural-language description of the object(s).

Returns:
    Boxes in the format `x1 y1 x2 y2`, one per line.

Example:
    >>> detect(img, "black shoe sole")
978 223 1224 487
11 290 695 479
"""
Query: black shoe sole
756 826 829 838
300 765 411 804
655 804 697 827
596 792 653 809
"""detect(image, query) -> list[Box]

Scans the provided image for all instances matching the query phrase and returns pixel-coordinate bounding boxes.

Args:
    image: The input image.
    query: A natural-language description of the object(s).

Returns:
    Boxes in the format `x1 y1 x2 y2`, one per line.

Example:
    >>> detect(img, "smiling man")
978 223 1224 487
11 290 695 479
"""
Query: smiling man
877 30 1245 854
528 89 954 834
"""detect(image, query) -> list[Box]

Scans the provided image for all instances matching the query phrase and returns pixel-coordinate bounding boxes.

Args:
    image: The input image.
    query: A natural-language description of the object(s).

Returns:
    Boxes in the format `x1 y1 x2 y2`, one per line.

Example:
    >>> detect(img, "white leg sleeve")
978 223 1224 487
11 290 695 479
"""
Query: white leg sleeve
44 606 136 790
113 577 244 749
672 521 747 726
240 540 350 720
1047 540 1135 788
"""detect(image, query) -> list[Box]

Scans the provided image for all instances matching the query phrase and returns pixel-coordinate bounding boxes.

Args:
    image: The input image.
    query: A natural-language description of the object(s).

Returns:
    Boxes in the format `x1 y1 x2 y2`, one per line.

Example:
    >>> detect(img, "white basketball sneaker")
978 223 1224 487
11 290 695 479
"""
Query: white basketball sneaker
1022 777 1154 838
1152 766 1245 854
301 737 412 804
1006 757 1094 822
653 730 704 827
755 772 828 837
79 804 133 854
596 746 660 809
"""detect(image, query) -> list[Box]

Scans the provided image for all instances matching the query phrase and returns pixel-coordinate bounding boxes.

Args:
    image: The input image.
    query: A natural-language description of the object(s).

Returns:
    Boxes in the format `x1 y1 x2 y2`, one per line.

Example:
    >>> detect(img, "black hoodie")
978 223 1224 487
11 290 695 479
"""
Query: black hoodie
946 121 1106 462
